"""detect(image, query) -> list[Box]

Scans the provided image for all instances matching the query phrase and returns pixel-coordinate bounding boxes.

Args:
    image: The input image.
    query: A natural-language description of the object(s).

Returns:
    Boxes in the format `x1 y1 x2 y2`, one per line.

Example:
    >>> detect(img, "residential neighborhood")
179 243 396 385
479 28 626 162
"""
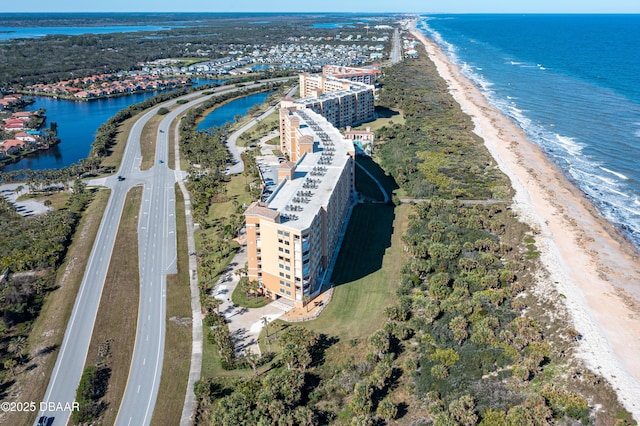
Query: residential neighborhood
142 34 390 77
0 96 52 161
23 73 191 100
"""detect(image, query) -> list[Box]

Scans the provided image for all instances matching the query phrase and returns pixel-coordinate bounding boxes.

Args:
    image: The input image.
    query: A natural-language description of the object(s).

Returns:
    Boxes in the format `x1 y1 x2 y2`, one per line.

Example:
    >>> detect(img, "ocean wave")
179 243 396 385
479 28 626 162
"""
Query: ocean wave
599 166 629 180
554 134 584 156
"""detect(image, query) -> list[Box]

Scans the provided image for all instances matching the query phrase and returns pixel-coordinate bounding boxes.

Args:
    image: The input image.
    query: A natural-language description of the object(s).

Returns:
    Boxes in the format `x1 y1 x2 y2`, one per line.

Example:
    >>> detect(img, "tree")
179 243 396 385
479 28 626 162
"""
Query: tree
376 397 398 423
449 315 468 345
3 358 17 378
303 295 311 313
350 381 373 416
205 297 222 314
449 395 477 426
243 349 260 376
368 329 390 359
9 336 28 363
261 316 270 338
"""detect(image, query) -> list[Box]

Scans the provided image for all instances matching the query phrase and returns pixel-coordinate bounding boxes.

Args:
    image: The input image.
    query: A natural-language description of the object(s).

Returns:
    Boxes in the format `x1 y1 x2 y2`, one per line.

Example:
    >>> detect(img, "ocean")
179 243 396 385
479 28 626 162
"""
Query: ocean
418 14 640 249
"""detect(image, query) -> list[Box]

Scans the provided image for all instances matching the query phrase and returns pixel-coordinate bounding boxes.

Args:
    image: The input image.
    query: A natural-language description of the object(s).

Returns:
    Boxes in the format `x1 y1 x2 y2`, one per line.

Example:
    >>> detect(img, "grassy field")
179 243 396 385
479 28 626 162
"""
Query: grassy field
303 202 409 341
17 190 70 210
355 106 405 133
151 185 192 426
101 117 132 172
8 189 110 426
140 113 165 171
231 284 271 308
83 187 142 426
235 110 279 147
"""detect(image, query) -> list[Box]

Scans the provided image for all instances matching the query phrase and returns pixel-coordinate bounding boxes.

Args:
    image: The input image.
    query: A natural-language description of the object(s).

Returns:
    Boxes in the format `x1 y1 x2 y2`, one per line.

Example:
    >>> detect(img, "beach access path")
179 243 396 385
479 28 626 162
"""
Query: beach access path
409 21 640 421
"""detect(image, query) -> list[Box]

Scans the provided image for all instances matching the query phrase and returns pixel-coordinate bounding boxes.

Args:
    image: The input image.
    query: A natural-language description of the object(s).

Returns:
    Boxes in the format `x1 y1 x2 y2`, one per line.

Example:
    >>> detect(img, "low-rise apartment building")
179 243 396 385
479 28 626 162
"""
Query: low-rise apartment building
322 65 381 86
245 108 356 304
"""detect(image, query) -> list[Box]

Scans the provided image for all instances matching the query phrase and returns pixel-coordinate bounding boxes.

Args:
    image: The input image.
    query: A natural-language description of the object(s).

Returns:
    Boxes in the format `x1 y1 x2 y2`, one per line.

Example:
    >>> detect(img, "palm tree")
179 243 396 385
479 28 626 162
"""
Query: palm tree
376 397 398 423
3 358 17 378
9 336 28 363
261 316 270 338
303 295 311 313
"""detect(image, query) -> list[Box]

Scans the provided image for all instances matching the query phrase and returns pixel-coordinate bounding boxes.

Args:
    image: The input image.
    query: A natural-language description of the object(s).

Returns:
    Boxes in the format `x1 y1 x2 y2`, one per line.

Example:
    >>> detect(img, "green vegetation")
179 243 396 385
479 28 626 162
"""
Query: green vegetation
193 39 634 426
232 277 271 309
236 108 280 147
375 53 511 201
80 187 142 426
0 14 388 87
151 185 192 426
73 365 110 423
0 181 93 404
304 202 401 340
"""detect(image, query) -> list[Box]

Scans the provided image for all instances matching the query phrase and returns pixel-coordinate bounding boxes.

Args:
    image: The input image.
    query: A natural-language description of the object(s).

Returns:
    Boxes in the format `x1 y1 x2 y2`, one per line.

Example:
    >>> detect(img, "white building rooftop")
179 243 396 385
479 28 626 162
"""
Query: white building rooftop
266 109 354 231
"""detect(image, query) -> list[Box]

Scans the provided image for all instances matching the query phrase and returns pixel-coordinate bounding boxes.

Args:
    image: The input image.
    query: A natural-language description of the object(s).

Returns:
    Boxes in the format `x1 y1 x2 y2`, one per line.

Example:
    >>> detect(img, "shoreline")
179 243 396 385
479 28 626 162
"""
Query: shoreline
408 21 640 420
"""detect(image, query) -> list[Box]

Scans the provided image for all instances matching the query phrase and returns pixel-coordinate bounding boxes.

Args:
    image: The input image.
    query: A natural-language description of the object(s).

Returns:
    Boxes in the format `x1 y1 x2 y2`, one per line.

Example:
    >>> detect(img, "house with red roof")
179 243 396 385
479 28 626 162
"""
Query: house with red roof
0 139 26 154
11 111 33 121
15 132 38 142
3 119 26 131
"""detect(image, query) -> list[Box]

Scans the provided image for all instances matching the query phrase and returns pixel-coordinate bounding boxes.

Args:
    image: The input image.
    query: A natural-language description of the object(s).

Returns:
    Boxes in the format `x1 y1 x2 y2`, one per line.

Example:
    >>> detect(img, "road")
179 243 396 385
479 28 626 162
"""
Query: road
225 84 298 174
35 80 287 426
390 27 402 64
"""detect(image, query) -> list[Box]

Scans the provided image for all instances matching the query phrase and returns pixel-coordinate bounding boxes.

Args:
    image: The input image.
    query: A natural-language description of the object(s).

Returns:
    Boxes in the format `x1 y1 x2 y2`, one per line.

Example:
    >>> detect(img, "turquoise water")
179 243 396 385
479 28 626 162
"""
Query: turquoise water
420 14 640 248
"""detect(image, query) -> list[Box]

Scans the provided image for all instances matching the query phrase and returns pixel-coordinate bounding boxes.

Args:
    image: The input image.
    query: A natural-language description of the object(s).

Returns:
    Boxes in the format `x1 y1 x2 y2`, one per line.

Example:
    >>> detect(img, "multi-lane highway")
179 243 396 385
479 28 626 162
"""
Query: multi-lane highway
35 80 286 426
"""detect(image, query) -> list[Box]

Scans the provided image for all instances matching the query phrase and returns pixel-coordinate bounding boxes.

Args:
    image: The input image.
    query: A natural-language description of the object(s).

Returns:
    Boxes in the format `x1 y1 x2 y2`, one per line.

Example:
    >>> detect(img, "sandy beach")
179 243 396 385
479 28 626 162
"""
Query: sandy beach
409 22 640 420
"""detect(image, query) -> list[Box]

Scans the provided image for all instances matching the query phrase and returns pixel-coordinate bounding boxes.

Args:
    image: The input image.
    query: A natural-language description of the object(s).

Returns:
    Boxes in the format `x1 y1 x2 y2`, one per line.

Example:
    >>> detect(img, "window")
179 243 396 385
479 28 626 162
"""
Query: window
278 247 284 252
278 229 283 235
286 290 291 296
280 280 285 286
280 288 285 294
286 283 291 288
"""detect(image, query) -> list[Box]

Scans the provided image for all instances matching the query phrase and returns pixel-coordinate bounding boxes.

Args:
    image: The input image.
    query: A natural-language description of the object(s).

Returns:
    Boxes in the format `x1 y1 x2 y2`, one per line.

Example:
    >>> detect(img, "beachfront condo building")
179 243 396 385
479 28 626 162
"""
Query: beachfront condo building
292 73 375 129
244 108 356 304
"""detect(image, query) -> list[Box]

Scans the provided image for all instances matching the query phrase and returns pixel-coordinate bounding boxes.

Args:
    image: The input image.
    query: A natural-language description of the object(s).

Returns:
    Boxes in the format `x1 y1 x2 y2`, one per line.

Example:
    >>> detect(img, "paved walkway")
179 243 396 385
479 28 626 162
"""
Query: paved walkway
209 245 291 355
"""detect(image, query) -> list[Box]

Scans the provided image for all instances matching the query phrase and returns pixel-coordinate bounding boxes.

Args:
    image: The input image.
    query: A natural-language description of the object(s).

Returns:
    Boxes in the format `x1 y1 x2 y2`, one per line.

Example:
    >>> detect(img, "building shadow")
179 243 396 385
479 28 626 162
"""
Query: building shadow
330 202 396 285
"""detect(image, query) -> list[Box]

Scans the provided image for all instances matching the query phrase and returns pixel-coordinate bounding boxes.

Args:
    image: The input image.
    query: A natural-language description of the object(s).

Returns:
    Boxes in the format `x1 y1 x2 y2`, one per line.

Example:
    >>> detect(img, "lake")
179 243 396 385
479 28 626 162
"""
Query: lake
1 80 264 172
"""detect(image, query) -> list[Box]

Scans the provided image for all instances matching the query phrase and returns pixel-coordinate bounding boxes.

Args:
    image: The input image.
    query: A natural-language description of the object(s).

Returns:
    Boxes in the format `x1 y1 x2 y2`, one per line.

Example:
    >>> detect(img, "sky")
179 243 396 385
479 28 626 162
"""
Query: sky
2 0 639 13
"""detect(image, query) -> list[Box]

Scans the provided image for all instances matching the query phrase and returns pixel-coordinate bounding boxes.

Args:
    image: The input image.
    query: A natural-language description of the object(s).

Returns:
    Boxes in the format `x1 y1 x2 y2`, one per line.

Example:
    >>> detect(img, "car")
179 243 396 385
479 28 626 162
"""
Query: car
117 175 125 181
159 129 164 133
158 160 164 164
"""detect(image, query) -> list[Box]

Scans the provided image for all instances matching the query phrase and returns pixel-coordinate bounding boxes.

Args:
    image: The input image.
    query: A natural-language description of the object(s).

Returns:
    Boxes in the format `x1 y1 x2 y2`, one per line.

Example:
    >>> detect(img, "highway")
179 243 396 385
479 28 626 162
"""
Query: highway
35 80 287 426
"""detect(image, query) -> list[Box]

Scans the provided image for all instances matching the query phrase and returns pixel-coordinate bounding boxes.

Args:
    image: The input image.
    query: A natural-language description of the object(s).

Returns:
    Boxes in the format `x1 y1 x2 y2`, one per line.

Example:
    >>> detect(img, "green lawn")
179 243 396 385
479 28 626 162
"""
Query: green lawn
232 284 271 308
302 202 410 341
